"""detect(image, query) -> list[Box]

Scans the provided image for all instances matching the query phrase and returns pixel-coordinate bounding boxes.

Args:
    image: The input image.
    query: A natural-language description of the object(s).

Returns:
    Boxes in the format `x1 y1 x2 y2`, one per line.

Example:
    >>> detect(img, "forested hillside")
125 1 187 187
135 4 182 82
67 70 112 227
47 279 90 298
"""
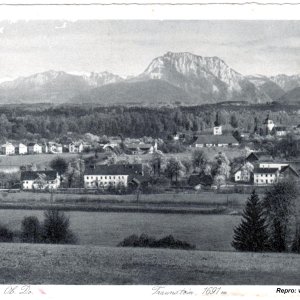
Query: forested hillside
0 103 299 140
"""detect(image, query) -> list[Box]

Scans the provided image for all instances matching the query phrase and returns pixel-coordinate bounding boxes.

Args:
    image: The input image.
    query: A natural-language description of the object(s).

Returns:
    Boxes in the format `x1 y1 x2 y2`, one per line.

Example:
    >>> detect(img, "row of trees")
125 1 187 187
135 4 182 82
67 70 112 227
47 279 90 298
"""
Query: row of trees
232 182 300 253
0 209 76 244
0 104 298 141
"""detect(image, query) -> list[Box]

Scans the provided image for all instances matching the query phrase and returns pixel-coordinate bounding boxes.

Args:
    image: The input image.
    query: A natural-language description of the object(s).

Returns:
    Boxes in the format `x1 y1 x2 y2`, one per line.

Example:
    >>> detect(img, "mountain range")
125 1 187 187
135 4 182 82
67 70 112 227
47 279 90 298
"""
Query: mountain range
0 51 299 106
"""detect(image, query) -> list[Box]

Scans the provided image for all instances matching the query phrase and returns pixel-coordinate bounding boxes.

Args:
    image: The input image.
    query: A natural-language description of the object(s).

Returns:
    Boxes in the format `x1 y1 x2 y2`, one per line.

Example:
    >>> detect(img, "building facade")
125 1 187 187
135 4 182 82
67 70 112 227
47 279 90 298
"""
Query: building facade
1 143 15 155
84 164 143 189
28 143 43 154
21 171 61 190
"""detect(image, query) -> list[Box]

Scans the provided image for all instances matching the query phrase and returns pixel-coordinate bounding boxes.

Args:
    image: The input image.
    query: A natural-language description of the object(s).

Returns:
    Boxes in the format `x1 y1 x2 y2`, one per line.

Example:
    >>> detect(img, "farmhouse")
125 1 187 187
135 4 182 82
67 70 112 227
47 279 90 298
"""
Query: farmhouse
234 165 253 183
14 143 28 155
1 143 15 155
194 135 239 148
21 171 61 190
246 152 273 163
84 164 143 189
278 165 299 181
27 143 42 154
253 167 279 185
69 142 83 153
194 115 239 148
48 142 63 154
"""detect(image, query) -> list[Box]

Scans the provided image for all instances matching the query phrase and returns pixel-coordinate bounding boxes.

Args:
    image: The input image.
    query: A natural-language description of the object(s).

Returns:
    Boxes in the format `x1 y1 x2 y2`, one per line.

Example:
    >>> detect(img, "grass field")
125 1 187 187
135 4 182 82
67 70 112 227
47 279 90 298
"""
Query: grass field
0 191 248 207
0 209 241 250
0 243 298 284
0 153 79 168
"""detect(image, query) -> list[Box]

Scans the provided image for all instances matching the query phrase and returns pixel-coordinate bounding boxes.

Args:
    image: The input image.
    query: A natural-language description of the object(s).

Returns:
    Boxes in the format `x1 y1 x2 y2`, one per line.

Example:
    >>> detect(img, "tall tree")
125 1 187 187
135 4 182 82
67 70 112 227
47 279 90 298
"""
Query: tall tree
232 190 269 252
263 181 298 252
192 149 208 172
50 157 68 175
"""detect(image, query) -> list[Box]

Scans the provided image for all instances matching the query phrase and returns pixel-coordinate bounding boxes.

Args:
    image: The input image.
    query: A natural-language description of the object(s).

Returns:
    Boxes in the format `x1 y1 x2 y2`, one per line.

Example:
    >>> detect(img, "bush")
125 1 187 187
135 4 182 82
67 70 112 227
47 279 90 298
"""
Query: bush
118 234 195 250
21 216 42 243
42 209 77 244
0 224 14 242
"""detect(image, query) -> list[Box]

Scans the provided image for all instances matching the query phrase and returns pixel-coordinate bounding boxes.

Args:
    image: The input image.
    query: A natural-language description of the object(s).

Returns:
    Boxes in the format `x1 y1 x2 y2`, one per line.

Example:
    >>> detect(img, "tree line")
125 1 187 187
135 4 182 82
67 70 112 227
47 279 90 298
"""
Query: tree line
0 104 298 141
232 182 300 253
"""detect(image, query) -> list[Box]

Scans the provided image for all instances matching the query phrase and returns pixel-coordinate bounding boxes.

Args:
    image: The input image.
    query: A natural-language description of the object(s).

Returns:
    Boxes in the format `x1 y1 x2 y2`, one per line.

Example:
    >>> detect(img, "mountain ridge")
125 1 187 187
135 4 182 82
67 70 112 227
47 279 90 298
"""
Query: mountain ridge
0 52 299 105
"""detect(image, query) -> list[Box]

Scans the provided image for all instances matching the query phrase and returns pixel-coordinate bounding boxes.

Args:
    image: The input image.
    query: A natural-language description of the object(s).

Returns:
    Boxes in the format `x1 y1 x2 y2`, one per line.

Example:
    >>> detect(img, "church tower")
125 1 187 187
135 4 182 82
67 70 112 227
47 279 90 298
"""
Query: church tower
213 112 222 135
263 114 274 134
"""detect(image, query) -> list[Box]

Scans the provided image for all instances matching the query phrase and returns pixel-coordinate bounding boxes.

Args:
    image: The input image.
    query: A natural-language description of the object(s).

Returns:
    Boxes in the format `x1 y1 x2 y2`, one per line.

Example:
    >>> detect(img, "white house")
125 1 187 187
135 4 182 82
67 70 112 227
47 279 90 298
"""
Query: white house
69 142 83 153
213 125 222 135
1 143 15 155
84 164 143 189
21 171 61 190
253 167 279 185
234 163 253 183
14 143 28 155
275 126 288 137
27 143 43 154
48 142 63 154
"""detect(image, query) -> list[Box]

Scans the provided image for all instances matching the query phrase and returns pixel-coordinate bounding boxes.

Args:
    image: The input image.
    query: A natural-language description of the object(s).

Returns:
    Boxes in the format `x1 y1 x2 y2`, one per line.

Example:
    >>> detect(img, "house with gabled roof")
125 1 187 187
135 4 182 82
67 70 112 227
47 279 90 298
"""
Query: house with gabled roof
27 143 42 154
69 142 83 153
14 143 28 155
246 152 273 163
279 165 299 181
21 170 60 190
194 135 239 148
253 167 279 185
1 143 15 155
193 113 239 148
84 164 143 189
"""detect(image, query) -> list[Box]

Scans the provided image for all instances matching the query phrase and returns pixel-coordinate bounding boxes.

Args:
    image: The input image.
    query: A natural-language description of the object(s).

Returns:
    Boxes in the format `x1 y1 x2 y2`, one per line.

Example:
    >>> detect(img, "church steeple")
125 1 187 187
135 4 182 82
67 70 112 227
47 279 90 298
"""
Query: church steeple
214 112 222 135
214 112 221 127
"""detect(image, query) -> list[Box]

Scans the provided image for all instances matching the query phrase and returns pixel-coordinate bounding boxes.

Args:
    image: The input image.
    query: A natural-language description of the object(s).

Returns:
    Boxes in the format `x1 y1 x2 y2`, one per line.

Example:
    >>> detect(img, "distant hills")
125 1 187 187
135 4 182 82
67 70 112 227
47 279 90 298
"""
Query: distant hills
0 52 299 106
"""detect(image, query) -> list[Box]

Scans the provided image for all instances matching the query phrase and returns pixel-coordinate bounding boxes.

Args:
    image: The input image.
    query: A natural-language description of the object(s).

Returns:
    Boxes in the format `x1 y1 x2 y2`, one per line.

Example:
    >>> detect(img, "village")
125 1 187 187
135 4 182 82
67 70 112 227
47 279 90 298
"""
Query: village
0 113 299 194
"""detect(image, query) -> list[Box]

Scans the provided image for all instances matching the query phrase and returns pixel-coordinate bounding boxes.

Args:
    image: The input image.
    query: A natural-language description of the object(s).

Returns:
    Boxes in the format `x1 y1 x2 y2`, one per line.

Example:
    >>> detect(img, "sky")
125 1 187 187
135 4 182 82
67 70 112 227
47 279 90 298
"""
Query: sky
0 20 300 81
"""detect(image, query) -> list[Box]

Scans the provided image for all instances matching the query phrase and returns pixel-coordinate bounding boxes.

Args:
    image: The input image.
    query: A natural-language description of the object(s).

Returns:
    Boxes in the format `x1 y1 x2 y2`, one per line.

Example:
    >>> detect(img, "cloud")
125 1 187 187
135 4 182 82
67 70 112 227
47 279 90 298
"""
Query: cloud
0 27 4 34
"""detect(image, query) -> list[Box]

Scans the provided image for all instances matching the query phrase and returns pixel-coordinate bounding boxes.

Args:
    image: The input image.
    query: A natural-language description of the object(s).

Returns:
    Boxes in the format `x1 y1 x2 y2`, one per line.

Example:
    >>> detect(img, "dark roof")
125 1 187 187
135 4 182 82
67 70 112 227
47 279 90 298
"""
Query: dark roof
84 164 143 176
21 171 57 181
27 142 39 146
246 152 273 162
188 173 213 186
125 143 152 150
194 134 238 145
254 168 279 174
280 165 299 177
275 126 287 131
263 114 272 124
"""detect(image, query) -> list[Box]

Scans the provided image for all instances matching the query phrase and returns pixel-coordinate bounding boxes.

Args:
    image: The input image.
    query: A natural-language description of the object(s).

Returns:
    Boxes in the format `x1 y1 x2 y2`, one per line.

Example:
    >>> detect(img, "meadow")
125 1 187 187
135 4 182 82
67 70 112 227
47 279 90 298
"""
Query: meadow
0 153 79 168
0 243 298 284
0 191 249 207
0 209 241 251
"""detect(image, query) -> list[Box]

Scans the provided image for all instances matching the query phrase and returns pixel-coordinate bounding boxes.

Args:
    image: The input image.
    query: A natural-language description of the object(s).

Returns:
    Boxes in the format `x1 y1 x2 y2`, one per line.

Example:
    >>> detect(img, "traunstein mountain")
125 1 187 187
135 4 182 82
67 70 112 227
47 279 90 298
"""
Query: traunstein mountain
138 52 270 103
0 52 299 105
